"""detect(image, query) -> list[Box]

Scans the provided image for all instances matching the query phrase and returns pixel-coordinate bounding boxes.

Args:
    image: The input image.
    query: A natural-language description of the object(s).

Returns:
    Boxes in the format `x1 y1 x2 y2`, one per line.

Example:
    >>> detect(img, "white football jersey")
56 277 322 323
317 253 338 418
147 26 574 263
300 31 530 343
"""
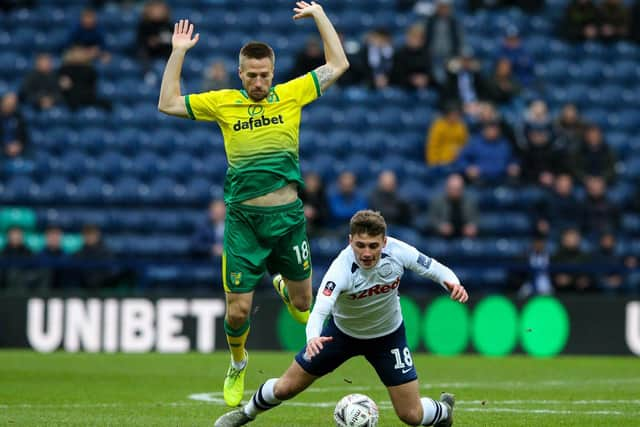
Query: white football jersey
306 237 460 340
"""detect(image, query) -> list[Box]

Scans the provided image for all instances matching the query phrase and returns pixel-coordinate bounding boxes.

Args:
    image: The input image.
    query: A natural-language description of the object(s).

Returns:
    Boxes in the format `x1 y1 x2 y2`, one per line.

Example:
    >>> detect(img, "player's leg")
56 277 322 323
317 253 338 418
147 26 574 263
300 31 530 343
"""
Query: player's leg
386 381 453 426
222 207 270 407
267 200 312 323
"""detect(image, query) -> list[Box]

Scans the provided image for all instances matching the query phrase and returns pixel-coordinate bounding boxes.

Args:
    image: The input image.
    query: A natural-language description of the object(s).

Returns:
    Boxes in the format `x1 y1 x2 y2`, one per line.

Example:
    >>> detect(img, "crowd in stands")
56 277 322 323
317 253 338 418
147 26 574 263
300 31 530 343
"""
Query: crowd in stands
2 0 640 294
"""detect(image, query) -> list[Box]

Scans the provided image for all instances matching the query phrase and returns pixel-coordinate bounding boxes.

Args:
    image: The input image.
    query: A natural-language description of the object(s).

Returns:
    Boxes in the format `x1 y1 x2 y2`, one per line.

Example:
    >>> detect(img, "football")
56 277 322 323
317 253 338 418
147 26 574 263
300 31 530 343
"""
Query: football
333 393 379 427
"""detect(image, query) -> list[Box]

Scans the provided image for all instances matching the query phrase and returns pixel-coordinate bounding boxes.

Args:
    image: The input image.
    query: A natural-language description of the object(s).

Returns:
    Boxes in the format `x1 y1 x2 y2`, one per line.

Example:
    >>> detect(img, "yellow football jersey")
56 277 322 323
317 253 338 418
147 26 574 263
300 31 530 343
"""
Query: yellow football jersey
185 71 321 204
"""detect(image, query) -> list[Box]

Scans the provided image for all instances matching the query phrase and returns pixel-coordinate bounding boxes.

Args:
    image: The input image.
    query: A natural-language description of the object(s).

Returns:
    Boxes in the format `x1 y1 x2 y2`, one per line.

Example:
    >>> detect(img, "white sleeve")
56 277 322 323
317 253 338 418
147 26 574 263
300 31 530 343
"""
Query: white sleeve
306 254 350 341
393 239 460 291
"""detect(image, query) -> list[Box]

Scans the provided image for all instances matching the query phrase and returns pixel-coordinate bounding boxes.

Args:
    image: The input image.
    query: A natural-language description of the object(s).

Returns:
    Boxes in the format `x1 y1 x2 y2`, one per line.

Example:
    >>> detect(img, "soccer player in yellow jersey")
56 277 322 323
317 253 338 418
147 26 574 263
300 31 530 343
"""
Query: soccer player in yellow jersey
157 1 349 407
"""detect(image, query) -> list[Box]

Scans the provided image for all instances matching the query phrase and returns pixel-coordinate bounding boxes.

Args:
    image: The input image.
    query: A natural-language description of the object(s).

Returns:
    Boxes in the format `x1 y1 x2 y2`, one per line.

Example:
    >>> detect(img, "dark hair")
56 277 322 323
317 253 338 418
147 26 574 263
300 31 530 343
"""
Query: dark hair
350 210 387 237
239 41 275 66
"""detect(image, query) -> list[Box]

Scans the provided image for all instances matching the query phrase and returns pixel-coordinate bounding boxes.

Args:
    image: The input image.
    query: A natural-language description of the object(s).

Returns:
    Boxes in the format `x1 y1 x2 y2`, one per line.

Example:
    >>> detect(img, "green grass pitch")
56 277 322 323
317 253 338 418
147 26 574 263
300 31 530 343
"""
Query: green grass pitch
1 351 638 426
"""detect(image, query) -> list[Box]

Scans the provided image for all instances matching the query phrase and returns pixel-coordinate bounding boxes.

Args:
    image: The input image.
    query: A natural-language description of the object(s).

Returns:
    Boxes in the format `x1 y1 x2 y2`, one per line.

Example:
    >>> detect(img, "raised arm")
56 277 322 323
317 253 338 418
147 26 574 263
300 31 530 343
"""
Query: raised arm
293 1 349 91
158 19 199 118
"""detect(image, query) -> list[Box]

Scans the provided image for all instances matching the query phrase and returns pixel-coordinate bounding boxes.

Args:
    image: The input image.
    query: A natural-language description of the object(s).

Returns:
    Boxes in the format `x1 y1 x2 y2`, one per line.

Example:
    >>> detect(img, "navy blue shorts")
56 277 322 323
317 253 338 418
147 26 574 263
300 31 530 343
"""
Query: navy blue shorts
294 318 418 387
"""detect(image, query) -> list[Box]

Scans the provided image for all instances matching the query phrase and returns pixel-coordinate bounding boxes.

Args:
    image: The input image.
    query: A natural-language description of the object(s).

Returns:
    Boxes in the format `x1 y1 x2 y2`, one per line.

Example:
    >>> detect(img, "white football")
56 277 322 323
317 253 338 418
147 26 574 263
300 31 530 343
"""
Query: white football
333 393 379 427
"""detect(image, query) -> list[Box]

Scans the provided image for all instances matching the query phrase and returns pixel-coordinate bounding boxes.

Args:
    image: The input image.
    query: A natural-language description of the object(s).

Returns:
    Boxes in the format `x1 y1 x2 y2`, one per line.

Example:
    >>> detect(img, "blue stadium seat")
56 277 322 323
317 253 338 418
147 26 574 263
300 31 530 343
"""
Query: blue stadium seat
110 177 147 203
74 176 108 203
57 151 94 178
37 176 72 203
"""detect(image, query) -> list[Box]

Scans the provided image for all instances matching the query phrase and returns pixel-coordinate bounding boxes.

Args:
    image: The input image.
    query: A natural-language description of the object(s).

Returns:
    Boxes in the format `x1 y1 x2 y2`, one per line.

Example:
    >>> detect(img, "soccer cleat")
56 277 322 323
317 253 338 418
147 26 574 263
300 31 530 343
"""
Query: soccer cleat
223 352 248 407
214 409 254 427
434 392 455 427
272 274 309 324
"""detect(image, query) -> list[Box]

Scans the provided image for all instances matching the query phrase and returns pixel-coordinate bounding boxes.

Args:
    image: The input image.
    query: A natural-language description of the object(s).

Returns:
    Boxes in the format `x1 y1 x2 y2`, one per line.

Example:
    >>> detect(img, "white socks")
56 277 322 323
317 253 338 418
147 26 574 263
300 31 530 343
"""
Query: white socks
420 397 448 426
243 378 281 419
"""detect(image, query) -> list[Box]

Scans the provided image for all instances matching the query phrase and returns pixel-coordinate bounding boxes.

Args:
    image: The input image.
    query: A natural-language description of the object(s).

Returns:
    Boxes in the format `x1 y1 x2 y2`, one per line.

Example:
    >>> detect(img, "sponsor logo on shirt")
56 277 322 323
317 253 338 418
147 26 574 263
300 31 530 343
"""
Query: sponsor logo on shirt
233 104 284 131
323 281 336 296
348 277 400 300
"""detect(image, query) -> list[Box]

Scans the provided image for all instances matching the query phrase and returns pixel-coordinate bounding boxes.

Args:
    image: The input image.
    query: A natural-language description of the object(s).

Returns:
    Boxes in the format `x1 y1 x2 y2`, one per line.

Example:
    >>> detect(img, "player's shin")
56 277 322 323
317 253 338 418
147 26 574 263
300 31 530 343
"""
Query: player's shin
420 397 449 426
224 319 250 365
243 378 282 419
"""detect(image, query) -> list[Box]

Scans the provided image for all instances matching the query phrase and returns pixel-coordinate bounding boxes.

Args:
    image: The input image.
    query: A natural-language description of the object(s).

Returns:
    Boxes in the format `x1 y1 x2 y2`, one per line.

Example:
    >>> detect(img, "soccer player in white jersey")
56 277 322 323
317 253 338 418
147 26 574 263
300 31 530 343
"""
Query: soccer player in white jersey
215 210 469 426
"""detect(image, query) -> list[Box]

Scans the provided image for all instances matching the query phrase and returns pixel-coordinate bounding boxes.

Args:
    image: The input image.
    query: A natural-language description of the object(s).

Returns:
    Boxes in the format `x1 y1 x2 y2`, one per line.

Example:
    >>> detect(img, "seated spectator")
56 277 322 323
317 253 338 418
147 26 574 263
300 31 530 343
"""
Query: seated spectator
137 0 173 64
328 171 368 225
520 123 566 187
498 26 534 86
475 101 518 153
571 124 616 185
553 103 586 151
596 232 635 292
74 224 115 289
581 176 619 235
425 0 465 86
39 226 66 289
368 170 413 226
425 102 468 166
515 232 553 298
562 0 600 42
289 37 325 80
427 173 478 238
552 227 593 292
1 226 36 291
456 120 520 184
190 199 225 258
58 46 111 111
66 8 109 62
300 172 330 237
534 173 582 236
483 57 521 105
443 48 485 117
1 92 28 159
599 0 630 42
202 60 231 91
20 53 63 111
357 28 395 89
390 23 433 91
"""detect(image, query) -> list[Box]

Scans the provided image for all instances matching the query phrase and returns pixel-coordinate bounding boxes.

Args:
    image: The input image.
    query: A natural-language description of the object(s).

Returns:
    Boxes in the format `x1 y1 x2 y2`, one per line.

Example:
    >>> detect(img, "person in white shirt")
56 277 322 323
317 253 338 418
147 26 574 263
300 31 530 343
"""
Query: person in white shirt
215 210 469 427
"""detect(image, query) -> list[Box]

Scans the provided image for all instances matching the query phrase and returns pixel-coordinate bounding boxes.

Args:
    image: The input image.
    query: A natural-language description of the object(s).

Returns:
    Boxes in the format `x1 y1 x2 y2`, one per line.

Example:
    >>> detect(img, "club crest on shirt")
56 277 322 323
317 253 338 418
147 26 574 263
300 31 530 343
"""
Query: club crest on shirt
323 281 336 296
379 263 393 278
417 254 432 269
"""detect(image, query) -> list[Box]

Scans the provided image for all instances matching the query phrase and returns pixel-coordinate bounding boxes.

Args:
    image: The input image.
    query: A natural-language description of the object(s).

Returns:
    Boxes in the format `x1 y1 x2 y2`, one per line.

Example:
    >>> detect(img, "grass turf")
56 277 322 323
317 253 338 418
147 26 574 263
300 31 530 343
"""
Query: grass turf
0 350 638 426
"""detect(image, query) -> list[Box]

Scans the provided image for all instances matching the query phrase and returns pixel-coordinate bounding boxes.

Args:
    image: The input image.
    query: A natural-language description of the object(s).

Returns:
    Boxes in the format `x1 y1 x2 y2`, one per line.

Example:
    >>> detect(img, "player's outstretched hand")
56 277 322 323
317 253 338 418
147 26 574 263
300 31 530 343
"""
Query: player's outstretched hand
305 336 333 359
444 281 469 303
293 1 323 20
172 19 199 52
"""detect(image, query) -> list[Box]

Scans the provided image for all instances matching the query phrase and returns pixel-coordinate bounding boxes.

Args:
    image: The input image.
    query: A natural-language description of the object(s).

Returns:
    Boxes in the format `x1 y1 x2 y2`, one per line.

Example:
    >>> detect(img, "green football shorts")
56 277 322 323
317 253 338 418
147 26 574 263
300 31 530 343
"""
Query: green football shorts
222 198 312 293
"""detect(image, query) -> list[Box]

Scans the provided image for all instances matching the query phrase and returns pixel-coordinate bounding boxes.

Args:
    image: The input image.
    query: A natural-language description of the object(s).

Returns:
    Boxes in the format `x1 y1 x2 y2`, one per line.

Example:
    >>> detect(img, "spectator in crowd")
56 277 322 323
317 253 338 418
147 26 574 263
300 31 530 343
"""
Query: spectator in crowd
553 103 586 151
599 0 630 42
552 227 593 292
571 124 616 185
427 173 478 238
562 0 600 41
20 53 63 111
58 46 111 111
1 92 28 159
534 173 582 236
202 60 231 91
443 48 485 116
498 26 534 86
136 0 173 64
581 176 619 235
425 0 465 86
1 226 37 291
515 232 553 298
390 23 433 90
631 0 640 43
190 199 225 258
289 37 325 81
368 170 413 226
475 101 518 152
483 57 521 105
456 120 520 184
66 8 109 62
595 232 632 291
425 102 468 166
357 28 395 89
328 171 367 225
74 224 115 289
300 172 330 237
39 226 66 289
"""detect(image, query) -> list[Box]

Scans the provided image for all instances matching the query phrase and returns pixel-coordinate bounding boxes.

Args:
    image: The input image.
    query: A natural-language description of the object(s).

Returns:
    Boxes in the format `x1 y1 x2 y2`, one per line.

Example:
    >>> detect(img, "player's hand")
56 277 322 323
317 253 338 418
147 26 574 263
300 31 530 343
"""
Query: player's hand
172 19 199 52
293 1 323 20
444 281 469 303
304 336 333 359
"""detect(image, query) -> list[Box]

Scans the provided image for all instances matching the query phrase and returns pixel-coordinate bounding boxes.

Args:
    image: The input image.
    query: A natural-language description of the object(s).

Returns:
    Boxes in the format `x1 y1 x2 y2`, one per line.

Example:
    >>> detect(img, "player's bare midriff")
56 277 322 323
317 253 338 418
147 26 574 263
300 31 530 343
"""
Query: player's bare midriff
241 182 298 207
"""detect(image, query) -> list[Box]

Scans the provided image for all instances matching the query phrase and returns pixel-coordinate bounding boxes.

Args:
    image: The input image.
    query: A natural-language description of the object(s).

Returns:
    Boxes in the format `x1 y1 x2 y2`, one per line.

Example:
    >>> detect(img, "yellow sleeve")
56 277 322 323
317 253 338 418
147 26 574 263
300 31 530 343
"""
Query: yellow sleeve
184 91 223 121
276 71 322 107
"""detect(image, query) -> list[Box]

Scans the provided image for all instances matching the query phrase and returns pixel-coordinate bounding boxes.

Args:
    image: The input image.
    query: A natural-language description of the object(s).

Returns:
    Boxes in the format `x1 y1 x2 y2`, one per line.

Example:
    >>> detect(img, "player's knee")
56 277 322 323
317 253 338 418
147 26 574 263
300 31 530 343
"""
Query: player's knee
290 293 311 312
395 406 422 426
225 305 250 328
